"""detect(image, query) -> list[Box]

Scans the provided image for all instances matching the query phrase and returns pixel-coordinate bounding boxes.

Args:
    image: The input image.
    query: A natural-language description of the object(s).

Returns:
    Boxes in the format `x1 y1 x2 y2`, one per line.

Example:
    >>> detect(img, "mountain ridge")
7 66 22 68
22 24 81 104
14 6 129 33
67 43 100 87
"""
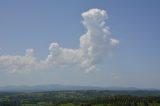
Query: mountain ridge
0 84 159 92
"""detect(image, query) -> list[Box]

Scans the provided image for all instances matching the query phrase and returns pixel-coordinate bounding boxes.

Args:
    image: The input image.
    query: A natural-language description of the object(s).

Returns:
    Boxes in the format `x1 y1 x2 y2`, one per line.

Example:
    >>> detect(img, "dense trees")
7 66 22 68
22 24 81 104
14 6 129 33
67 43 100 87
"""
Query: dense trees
0 90 160 106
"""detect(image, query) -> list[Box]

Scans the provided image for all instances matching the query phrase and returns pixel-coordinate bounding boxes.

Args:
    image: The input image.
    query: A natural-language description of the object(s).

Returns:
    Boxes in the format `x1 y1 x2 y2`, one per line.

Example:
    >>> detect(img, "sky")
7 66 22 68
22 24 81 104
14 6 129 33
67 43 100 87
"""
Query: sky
0 0 160 89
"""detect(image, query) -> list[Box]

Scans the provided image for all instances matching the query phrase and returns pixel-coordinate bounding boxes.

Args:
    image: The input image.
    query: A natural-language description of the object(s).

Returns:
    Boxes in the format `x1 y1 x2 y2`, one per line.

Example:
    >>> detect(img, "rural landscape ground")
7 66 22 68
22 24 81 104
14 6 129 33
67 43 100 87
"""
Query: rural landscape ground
0 90 160 106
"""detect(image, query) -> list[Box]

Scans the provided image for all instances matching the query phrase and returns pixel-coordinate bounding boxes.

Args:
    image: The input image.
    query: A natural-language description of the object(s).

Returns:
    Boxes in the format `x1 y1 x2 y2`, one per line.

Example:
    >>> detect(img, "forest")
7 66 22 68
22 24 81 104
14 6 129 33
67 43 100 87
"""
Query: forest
0 90 160 106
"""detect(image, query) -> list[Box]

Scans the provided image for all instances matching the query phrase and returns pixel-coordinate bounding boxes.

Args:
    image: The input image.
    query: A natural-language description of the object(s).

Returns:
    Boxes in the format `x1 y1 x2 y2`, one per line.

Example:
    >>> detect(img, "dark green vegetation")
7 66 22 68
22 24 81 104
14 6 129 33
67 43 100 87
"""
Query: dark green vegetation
0 90 160 106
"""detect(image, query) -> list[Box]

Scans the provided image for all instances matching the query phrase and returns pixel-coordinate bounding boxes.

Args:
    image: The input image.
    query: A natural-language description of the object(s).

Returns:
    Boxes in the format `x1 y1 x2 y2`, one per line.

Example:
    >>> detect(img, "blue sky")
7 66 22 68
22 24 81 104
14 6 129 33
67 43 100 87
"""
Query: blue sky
0 0 160 89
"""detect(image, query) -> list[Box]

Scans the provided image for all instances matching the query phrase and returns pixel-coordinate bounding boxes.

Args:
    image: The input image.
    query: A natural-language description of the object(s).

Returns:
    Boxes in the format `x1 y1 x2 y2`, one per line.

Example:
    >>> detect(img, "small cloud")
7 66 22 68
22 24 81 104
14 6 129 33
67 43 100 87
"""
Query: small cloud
113 75 120 79
112 73 120 79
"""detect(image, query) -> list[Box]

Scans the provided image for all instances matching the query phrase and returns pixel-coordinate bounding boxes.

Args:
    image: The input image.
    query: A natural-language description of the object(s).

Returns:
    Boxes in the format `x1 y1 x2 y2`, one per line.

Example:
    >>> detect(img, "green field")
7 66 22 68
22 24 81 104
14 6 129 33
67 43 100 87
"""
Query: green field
0 90 160 106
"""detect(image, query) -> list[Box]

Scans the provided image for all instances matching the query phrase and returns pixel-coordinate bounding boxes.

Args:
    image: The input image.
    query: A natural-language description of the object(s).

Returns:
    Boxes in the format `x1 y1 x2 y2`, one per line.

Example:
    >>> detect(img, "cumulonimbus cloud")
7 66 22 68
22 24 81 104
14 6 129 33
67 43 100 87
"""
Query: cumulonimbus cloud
0 8 119 73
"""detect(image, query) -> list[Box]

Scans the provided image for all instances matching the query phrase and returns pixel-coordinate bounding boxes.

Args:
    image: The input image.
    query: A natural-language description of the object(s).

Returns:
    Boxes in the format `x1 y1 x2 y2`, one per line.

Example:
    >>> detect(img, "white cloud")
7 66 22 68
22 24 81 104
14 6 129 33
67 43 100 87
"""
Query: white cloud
112 73 120 79
0 49 37 73
0 8 119 73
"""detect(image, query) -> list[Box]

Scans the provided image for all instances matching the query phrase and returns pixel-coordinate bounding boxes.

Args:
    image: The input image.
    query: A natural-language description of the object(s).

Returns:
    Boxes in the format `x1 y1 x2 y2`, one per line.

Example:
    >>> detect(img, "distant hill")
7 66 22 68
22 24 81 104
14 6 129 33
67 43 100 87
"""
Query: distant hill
0 84 159 92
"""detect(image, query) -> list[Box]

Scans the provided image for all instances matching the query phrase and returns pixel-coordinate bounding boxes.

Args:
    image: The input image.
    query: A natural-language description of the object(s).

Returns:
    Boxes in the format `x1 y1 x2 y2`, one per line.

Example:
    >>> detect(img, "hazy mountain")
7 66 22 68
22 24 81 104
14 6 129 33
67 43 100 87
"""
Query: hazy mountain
0 84 158 92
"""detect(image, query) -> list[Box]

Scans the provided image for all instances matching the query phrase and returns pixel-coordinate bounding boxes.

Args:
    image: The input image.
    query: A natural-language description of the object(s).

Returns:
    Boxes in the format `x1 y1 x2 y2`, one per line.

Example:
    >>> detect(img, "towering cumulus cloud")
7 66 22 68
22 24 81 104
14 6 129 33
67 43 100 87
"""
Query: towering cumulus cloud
0 9 119 73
